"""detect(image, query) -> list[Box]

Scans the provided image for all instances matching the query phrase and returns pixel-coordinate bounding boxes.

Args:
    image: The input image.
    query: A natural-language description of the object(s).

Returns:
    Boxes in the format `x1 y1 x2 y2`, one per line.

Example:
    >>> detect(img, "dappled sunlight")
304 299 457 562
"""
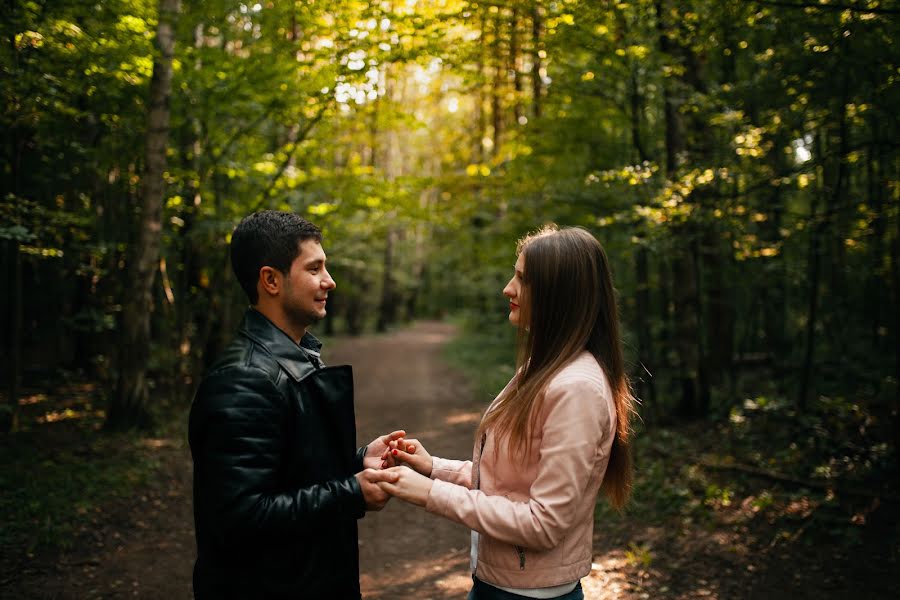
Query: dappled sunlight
582 552 634 599
11 382 105 429
36 407 105 424
444 411 480 426
361 547 470 599
18 393 49 406
141 438 175 450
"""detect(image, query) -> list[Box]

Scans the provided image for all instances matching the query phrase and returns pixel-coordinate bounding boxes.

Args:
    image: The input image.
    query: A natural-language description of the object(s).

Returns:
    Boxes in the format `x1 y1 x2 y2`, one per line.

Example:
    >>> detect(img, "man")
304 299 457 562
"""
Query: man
189 210 403 599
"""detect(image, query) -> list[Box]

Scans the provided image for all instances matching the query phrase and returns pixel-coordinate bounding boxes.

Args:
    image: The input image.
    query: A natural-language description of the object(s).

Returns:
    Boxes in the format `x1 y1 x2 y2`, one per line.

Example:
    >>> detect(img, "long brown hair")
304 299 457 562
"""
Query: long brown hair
476 225 635 509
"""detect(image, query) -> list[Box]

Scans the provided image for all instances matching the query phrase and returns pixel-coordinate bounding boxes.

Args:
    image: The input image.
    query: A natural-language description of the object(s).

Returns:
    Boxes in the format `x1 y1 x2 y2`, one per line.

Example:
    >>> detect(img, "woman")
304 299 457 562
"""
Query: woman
379 225 635 600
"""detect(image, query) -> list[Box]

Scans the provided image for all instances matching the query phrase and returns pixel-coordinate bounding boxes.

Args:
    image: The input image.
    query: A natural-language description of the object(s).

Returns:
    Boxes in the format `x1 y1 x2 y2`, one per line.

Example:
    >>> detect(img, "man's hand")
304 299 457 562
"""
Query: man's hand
362 430 406 470
356 468 400 511
376 466 434 508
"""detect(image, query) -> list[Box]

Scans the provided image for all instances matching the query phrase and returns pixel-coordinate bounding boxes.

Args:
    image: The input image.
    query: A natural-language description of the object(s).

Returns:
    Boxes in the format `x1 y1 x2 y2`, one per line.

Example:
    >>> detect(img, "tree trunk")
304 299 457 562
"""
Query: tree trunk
655 0 703 418
627 56 655 418
530 3 542 119
108 0 180 430
629 69 648 163
672 233 702 419
491 12 503 155
891 155 900 469
893 215 900 471
510 6 523 123
799 134 824 410
475 11 487 163
635 244 656 419
376 229 396 333
3 240 22 432
825 95 851 341
866 134 885 349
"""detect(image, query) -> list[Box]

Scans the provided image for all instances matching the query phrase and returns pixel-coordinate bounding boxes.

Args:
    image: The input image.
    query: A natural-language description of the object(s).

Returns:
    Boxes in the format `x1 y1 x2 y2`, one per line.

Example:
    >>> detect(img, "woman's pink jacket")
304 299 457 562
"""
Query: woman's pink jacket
425 351 617 588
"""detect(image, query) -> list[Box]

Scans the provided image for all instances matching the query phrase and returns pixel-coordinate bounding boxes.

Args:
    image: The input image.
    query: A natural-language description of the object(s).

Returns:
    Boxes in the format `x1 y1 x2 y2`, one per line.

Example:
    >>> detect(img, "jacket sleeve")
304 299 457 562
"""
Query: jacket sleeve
189 366 366 545
424 378 613 551
355 446 367 473
430 456 473 488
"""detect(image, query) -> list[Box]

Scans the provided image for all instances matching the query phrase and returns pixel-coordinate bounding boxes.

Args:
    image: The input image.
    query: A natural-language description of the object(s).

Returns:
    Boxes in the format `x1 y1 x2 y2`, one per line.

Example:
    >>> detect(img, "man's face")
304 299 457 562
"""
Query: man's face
502 252 528 327
281 240 336 331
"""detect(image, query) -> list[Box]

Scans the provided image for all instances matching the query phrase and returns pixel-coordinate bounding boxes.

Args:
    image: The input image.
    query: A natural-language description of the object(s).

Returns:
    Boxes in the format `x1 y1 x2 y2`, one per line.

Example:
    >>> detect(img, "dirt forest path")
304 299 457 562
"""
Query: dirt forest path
331 321 480 599
19 321 632 599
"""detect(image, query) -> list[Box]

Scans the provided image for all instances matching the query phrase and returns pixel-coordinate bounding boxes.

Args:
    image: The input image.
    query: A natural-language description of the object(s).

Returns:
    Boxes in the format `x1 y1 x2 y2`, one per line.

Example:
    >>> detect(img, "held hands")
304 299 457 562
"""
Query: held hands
364 432 435 508
381 437 433 477
363 430 407 470
376 467 434 507
355 468 400 511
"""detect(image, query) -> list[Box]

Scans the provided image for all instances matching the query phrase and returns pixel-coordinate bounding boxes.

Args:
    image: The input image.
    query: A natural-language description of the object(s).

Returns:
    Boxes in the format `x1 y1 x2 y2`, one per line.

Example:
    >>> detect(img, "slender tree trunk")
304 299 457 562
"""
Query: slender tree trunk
799 135 825 410
826 96 851 340
4 240 22 432
491 12 503 155
629 69 648 163
887 144 900 468
866 120 885 349
530 3 542 119
510 6 523 123
703 223 734 388
475 11 487 163
655 0 703 418
108 0 180 430
376 229 396 333
635 244 656 418
627 56 655 417
3 2 22 433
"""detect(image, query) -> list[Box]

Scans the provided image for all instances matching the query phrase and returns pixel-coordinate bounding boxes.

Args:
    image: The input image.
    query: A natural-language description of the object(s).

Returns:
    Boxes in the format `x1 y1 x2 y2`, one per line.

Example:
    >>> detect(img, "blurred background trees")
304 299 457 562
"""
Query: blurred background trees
1 0 897 461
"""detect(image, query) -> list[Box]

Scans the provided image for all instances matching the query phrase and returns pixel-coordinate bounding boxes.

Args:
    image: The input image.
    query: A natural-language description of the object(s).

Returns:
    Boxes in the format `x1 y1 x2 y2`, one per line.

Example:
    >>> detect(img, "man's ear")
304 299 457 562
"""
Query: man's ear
258 266 281 298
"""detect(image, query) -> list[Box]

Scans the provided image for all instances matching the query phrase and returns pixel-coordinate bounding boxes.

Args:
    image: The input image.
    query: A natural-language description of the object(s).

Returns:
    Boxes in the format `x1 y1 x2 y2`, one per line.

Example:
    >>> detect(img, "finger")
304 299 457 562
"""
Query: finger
392 448 415 462
405 443 416 453
366 468 401 483
381 430 406 444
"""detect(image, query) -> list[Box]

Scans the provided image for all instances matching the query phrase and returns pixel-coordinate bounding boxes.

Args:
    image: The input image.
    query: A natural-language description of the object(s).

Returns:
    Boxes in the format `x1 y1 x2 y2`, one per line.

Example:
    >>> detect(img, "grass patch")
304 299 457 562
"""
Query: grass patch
0 426 159 554
0 380 166 558
594 396 896 553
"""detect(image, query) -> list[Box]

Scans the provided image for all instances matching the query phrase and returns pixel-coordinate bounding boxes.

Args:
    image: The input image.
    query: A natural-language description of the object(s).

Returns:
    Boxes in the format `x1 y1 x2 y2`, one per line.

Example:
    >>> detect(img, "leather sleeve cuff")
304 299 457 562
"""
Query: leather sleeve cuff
355 446 367 473
347 474 367 519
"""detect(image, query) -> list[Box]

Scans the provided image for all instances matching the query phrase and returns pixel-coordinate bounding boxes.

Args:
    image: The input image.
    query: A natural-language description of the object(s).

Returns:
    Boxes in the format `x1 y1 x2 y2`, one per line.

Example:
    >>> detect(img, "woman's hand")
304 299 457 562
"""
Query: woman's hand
377 466 434 507
363 430 407 470
381 437 433 476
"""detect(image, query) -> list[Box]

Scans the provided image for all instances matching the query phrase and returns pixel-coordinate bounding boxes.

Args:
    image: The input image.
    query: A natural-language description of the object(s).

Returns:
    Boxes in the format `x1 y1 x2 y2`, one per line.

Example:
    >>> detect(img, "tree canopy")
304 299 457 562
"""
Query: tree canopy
1 1 897 450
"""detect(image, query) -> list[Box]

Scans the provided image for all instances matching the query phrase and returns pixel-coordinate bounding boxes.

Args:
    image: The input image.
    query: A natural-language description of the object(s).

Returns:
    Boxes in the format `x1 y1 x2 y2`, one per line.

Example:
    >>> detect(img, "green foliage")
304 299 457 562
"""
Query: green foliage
0 430 158 553
442 316 516 403
590 390 894 549
0 0 896 480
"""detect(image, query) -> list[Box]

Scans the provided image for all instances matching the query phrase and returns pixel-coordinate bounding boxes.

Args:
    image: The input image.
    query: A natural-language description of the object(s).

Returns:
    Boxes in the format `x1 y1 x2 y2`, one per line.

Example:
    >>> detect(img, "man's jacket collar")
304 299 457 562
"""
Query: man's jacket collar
238 308 322 382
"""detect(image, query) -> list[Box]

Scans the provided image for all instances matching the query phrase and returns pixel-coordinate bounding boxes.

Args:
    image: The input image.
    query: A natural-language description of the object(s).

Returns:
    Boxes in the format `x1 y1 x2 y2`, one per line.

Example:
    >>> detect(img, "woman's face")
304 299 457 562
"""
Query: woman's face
502 252 528 327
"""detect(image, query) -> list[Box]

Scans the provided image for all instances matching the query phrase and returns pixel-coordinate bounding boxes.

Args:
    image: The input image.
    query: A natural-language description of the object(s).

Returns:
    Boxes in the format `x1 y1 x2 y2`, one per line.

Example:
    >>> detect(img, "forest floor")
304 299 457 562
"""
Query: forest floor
1 321 898 599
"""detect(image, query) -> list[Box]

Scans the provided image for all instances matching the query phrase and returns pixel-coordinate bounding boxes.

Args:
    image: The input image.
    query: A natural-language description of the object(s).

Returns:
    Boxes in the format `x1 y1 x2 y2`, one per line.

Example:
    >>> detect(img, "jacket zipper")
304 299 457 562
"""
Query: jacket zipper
515 545 526 570
473 433 487 578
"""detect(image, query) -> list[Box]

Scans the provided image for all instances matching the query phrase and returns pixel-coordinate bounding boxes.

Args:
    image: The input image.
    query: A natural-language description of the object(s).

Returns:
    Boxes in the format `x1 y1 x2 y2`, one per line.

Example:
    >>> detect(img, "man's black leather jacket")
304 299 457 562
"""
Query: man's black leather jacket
189 309 366 599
